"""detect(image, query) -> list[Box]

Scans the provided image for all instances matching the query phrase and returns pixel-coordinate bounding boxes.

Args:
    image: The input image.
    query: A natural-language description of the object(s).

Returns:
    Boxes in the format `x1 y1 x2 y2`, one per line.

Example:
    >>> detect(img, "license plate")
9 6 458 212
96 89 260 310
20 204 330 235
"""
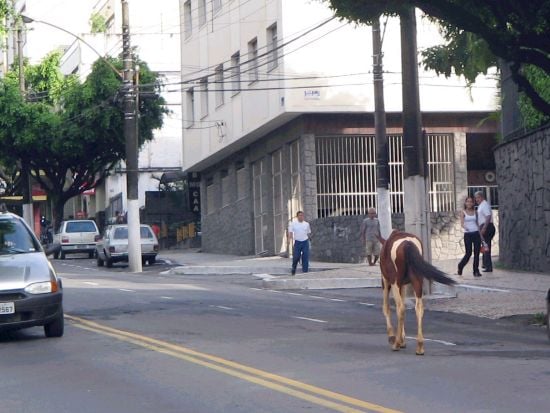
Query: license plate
0 302 15 315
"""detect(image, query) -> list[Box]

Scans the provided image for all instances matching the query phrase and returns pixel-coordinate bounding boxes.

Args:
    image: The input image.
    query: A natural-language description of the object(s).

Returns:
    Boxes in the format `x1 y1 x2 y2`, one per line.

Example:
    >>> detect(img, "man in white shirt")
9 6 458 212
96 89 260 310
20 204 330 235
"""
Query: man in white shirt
475 191 495 272
288 211 311 275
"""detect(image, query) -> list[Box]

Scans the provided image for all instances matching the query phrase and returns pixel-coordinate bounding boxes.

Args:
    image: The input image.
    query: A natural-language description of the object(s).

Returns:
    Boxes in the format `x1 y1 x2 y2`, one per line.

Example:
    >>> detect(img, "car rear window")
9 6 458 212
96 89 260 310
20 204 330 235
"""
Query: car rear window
0 218 39 253
65 221 97 233
113 227 154 240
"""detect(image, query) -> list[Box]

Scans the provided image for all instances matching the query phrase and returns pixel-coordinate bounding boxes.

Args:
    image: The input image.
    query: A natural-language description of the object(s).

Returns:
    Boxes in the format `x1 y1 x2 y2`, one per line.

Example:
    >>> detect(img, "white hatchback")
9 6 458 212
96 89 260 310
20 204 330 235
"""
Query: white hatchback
52 220 100 259
96 224 159 268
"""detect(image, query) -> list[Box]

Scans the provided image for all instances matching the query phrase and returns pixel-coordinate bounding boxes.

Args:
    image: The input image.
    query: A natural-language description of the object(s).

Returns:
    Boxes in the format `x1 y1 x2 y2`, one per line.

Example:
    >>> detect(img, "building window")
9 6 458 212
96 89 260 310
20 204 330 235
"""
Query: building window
221 169 230 207
236 160 247 200
212 0 222 14
248 38 258 83
206 176 215 214
267 23 278 71
198 0 207 27
315 133 455 217
185 88 195 128
183 0 192 39
426 133 456 212
230 52 240 96
199 77 208 118
215 64 224 108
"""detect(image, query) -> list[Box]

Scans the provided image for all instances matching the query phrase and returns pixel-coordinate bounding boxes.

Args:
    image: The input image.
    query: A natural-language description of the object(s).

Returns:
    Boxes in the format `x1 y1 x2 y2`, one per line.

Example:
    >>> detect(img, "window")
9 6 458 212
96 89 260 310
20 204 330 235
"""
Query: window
215 64 224 107
198 0 207 26
230 52 240 96
236 161 247 200
248 38 258 83
183 1 192 39
199 77 209 118
65 221 98 233
212 0 222 14
267 24 278 71
185 88 195 127
426 134 456 212
221 169 230 207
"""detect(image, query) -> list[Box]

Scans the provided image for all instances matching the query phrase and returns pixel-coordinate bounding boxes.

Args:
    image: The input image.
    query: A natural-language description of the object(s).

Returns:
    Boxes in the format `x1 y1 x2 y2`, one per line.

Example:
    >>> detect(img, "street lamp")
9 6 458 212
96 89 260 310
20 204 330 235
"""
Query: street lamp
21 5 143 273
20 15 122 79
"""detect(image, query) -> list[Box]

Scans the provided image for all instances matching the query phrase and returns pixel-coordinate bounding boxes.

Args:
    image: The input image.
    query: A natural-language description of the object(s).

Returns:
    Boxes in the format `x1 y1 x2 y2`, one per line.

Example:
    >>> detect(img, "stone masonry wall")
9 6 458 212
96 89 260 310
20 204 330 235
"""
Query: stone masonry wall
310 212 499 263
494 125 550 272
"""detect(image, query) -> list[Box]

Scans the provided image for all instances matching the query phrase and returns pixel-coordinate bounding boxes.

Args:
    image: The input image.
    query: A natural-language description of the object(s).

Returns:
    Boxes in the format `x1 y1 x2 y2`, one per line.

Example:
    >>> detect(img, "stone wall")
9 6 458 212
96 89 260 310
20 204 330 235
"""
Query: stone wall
494 125 550 272
310 212 499 263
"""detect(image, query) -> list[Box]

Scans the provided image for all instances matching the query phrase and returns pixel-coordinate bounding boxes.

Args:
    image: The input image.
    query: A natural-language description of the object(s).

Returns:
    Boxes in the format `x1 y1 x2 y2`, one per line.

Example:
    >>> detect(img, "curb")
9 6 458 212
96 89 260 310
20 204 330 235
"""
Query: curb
168 266 292 276
262 277 381 290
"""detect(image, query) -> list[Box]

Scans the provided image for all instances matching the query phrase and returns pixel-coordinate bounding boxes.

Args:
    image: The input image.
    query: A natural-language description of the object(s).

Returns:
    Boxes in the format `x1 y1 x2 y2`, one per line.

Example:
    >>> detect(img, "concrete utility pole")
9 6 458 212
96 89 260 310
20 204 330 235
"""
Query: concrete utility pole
372 17 392 239
17 23 33 229
122 0 142 272
400 7 431 262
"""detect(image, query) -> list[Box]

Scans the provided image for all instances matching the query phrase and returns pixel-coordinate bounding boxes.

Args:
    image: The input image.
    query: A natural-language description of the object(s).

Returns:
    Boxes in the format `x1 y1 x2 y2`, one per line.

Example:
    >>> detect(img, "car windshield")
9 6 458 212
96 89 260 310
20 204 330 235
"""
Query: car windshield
65 221 97 233
0 218 39 254
113 227 154 240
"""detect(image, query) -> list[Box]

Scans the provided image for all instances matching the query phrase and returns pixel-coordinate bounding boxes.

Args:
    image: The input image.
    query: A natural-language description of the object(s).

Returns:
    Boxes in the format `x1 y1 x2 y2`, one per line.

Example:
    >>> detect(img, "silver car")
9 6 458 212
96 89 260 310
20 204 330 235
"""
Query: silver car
52 219 100 259
96 224 159 268
0 211 64 337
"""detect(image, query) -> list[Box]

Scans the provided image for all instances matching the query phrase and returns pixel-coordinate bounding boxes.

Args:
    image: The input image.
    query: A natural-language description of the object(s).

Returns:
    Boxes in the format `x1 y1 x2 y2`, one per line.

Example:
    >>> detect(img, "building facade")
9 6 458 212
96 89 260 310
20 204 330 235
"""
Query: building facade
180 1 499 261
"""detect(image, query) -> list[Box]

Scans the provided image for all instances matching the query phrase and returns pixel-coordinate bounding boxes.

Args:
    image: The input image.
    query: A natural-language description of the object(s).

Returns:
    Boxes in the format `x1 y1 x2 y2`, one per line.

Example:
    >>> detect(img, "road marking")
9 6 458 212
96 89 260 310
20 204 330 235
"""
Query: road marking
329 298 346 302
212 305 234 310
359 303 375 307
309 295 327 300
66 315 401 413
249 288 263 291
405 336 457 346
119 288 136 293
161 296 174 300
286 292 303 296
292 316 328 324
83 281 99 286
267 290 282 293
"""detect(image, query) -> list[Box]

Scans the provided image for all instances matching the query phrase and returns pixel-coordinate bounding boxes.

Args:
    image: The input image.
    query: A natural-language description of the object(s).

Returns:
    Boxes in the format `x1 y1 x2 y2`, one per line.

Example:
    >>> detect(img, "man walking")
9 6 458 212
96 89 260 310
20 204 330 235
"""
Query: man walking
475 191 495 272
288 211 311 275
360 208 381 266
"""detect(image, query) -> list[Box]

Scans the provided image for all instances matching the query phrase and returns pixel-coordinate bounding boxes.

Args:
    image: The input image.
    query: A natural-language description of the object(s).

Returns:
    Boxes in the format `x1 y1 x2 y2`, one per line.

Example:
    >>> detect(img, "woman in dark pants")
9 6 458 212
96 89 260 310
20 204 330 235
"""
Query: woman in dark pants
458 196 482 277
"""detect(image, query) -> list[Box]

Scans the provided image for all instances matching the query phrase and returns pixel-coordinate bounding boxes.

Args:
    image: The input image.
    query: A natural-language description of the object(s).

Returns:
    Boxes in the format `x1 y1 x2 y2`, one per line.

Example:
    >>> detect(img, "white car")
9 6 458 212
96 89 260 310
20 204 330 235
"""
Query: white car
52 220 100 259
96 224 159 268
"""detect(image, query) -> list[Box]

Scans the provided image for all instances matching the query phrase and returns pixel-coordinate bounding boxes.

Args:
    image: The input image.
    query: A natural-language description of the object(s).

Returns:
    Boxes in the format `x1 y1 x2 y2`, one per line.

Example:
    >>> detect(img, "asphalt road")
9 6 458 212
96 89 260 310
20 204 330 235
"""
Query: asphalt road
1 255 549 413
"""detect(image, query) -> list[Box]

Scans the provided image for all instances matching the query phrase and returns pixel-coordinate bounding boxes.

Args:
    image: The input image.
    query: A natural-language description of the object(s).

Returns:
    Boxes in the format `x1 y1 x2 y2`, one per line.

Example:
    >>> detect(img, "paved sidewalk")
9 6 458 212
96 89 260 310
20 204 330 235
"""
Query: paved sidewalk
159 249 549 320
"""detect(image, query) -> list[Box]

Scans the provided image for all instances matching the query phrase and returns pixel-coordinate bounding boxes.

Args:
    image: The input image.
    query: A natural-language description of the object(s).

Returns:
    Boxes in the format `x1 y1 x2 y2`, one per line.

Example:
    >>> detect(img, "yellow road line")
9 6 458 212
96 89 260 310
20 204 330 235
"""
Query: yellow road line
66 314 401 413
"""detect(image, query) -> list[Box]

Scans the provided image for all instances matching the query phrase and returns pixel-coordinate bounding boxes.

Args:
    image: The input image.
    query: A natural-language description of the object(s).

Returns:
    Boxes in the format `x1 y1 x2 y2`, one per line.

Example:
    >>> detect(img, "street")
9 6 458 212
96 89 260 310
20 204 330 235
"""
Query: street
1 255 549 413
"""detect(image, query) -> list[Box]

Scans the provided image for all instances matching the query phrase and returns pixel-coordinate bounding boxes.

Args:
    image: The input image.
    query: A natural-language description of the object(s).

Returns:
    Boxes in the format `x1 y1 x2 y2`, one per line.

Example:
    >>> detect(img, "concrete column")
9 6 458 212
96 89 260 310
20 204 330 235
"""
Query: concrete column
300 133 318 219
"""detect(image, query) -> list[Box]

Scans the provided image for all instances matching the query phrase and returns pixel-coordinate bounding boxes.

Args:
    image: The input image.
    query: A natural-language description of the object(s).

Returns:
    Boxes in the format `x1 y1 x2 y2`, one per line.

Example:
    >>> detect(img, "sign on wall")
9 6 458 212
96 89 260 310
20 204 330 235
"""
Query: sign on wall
188 172 201 215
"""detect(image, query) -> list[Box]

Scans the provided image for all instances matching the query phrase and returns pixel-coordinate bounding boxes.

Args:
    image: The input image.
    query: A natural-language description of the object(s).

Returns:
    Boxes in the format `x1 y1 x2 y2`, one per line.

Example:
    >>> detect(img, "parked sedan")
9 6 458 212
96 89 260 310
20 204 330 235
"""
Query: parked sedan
96 224 159 268
0 211 64 337
52 219 100 259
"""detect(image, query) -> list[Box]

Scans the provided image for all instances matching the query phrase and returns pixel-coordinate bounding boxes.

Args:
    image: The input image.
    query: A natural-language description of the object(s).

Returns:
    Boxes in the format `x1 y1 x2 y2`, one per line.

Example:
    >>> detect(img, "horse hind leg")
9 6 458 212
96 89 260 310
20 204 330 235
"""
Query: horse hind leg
414 293 425 356
399 286 407 348
390 283 406 351
382 278 395 345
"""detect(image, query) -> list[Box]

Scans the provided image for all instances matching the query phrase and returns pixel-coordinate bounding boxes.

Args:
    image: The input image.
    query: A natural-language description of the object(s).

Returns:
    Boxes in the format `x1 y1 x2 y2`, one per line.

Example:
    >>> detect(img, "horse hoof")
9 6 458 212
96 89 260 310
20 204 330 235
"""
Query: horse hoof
415 351 425 356
388 336 396 345
400 343 407 349
392 345 401 352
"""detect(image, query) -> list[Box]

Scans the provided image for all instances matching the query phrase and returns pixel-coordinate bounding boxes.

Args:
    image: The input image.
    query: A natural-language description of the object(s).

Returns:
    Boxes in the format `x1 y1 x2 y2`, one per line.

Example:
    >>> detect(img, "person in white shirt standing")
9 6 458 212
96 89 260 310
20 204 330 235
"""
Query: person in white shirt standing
288 211 311 275
475 191 495 272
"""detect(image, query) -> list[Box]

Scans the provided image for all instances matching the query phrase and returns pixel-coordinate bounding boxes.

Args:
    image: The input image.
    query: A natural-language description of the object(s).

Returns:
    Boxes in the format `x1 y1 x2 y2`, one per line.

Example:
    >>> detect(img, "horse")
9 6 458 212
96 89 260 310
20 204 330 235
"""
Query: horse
378 230 456 355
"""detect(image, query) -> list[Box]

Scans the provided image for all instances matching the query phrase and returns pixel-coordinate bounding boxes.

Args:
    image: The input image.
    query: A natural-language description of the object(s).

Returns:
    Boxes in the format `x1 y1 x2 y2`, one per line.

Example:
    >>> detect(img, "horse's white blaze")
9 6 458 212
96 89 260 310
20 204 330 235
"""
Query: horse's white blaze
390 236 422 271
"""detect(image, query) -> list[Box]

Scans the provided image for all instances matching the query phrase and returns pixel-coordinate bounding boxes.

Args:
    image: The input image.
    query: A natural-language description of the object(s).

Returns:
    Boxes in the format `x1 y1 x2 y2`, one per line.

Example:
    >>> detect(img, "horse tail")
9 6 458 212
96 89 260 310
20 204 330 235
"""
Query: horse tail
403 242 456 286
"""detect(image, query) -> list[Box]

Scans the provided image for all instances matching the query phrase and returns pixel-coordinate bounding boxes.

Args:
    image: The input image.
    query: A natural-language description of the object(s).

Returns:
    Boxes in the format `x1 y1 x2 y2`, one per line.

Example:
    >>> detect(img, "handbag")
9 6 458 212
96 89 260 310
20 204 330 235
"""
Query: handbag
480 241 489 254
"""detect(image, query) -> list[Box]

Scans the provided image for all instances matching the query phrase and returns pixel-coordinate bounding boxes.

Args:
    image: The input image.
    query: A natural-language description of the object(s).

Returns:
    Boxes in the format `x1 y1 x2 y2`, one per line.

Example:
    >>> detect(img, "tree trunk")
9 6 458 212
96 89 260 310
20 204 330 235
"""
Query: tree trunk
52 196 68 232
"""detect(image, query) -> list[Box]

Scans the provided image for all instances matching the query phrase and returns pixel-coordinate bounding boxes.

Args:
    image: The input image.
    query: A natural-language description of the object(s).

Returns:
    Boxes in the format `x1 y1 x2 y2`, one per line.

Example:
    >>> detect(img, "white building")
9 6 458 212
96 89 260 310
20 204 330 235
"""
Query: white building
19 0 183 225
179 0 500 260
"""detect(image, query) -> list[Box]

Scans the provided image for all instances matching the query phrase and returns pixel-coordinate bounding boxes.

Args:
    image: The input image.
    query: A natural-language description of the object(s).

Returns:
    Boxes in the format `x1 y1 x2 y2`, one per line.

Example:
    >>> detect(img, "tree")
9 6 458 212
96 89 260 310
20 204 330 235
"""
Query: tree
324 0 550 116
0 52 166 227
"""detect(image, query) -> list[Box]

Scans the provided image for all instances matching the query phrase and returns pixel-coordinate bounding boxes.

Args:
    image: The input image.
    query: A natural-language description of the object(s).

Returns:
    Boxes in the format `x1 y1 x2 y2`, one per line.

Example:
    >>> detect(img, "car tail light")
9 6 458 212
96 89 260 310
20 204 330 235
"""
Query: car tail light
154 244 159 252
61 236 69 243
109 246 115 253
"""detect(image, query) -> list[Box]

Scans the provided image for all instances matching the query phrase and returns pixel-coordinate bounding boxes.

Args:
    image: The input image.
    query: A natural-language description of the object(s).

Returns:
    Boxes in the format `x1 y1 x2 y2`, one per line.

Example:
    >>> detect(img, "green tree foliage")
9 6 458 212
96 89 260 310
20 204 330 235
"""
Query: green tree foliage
0 52 166 227
518 66 550 129
324 0 550 116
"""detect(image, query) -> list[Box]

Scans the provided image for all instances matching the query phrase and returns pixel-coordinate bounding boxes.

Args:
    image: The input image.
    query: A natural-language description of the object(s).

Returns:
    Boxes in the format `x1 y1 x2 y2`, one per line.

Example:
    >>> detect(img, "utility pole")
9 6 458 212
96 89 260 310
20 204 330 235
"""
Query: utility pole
122 0 142 272
400 7 431 262
17 22 33 229
372 17 391 239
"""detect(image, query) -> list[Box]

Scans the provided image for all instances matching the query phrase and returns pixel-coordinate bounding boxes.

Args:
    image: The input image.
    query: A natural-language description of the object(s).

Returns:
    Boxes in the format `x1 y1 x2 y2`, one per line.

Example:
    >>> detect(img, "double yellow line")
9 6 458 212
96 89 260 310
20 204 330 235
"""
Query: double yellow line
66 315 401 413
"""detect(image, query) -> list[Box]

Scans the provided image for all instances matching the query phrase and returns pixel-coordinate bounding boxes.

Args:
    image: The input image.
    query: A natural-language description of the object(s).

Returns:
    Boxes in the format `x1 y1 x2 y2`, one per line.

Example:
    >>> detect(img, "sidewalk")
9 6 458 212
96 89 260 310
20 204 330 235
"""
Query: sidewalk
159 249 549 320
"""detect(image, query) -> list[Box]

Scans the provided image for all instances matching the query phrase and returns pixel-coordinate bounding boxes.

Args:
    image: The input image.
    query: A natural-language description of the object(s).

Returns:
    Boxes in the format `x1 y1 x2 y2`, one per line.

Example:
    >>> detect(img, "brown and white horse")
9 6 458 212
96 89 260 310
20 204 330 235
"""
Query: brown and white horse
378 230 456 355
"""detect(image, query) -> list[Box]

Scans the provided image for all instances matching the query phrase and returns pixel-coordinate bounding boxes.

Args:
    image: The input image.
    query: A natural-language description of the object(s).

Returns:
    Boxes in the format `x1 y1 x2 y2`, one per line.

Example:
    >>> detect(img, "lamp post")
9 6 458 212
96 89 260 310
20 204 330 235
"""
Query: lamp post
22 3 143 272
